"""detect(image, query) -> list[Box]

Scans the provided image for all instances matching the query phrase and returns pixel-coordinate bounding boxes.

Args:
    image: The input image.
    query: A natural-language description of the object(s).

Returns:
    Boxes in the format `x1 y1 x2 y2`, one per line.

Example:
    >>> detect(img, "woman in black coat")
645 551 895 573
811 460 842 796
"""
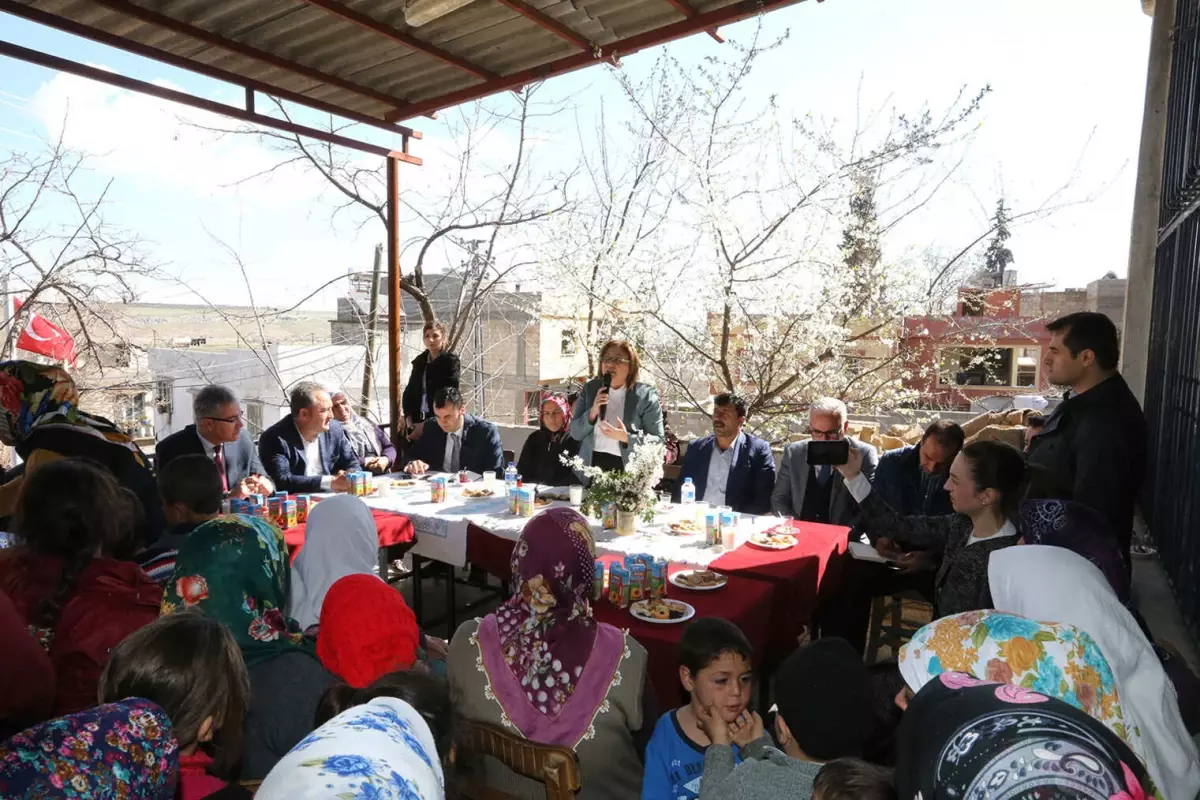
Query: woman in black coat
517 394 580 485
401 321 461 441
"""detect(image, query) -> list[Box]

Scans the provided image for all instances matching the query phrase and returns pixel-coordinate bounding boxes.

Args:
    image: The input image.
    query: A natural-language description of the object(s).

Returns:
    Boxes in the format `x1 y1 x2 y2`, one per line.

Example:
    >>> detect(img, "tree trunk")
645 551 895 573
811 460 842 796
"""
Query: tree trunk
360 243 384 416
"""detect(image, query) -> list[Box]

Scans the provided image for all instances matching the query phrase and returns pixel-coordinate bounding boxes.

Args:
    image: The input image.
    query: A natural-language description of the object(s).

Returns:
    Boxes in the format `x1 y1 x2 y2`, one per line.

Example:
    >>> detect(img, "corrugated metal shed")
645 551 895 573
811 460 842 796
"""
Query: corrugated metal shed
0 0 808 129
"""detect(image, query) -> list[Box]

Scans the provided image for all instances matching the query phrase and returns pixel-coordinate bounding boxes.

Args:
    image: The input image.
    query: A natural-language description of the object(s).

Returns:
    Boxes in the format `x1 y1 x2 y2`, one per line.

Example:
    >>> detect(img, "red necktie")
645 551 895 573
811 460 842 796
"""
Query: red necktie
214 444 229 494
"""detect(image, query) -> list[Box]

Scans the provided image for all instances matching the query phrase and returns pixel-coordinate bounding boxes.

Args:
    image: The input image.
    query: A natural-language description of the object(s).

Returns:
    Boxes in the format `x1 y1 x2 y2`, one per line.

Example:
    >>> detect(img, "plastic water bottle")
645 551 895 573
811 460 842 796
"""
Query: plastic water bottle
680 477 696 505
504 462 518 489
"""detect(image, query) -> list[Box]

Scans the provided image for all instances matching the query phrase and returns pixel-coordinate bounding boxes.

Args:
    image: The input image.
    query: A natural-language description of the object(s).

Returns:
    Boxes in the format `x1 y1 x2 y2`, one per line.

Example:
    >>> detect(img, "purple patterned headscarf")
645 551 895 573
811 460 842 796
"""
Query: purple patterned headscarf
1019 499 1130 601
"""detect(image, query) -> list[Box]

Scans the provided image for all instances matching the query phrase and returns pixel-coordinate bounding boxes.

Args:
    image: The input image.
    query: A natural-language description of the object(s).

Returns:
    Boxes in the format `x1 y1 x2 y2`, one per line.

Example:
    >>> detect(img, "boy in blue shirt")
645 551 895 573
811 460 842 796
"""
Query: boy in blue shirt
642 618 756 800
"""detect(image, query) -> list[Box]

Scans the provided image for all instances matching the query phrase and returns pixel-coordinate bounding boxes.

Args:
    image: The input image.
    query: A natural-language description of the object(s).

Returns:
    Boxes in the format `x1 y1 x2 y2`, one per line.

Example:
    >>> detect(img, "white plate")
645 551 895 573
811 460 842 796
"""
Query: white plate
748 533 797 550
669 569 728 591
630 599 695 624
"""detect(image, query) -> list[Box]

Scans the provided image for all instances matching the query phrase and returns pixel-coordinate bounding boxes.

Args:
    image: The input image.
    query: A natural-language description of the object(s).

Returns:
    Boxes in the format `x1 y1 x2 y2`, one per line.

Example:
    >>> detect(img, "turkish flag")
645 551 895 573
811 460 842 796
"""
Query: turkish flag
13 298 78 365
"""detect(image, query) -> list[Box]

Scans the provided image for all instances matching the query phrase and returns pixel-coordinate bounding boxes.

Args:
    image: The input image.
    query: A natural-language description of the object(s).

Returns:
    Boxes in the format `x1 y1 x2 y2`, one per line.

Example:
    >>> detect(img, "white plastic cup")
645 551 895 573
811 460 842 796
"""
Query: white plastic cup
569 485 584 505
721 524 736 550
483 471 496 488
375 480 391 498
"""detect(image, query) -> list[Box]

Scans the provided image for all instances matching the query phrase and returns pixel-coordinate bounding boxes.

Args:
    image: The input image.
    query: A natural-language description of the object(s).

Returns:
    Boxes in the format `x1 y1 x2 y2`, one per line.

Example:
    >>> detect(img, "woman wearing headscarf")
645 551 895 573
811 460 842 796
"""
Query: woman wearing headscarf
898 610 1143 758
448 507 650 799
256 696 446 800
0 698 180 799
288 494 380 633
162 514 336 780
989 545 1200 799
317 574 423 688
517 394 580 485
330 389 397 475
1019 498 1130 601
0 360 164 542
895 672 1156 800
0 459 161 718
569 339 664 473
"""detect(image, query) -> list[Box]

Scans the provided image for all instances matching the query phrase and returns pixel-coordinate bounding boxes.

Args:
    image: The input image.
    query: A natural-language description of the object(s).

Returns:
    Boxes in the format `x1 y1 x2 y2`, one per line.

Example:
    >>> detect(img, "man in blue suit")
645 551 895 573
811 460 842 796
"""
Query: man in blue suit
258 381 361 493
678 393 776 515
155 385 274 497
404 386 504 476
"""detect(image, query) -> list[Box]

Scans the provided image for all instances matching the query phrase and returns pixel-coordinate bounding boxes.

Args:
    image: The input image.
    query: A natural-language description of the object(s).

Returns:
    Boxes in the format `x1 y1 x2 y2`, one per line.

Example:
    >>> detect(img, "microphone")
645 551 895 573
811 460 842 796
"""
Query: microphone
601 373 612 421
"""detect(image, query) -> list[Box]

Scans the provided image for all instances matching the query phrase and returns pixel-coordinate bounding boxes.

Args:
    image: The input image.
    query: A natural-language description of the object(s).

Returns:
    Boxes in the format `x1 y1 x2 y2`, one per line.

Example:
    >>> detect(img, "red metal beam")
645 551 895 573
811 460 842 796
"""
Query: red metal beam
387 0 806 121
87 0 411 112
298 0 499 81
659 0 724 42
0 39 422 164
0 0 420 139
491 0 592 51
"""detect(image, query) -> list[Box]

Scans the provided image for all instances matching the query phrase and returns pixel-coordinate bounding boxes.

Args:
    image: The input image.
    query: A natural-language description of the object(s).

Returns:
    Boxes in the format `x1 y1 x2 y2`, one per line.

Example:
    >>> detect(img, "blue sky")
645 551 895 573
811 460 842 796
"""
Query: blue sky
0 0 1152 309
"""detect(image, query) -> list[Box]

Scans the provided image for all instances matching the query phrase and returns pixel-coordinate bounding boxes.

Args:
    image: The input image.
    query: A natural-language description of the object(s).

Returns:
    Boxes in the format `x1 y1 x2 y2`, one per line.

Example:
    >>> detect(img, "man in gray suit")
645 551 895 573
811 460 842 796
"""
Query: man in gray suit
771 397 878 526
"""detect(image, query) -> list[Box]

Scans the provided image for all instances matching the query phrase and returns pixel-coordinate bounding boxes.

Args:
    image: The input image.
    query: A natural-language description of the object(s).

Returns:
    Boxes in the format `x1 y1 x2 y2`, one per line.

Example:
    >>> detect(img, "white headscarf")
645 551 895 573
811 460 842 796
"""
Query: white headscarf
989 545 1200 800
256 696 444 800
288 494 378 631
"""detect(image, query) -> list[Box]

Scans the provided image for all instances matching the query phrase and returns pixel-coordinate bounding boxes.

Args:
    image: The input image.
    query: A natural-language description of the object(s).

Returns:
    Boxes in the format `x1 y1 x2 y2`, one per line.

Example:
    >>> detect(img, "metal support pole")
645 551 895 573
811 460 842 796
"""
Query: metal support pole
1122 0 1176 402
386 155 403 448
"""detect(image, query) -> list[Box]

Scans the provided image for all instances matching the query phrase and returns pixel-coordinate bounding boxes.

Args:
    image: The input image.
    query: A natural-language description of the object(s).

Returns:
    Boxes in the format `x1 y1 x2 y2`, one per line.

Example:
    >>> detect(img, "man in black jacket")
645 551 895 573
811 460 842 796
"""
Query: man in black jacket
401 321 461 442
1027 312 1146 562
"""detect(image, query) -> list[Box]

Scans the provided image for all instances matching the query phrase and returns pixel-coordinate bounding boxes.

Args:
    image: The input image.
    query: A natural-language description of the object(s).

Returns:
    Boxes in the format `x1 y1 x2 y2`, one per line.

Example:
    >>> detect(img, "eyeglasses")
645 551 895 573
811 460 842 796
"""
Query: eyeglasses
204 414 244 425
600 356 631 365
806 426 842 440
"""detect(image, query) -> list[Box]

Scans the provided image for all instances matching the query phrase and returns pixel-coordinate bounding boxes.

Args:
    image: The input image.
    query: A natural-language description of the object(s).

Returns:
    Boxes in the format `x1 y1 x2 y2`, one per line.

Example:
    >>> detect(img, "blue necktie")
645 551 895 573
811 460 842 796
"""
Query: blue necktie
816 464 831 486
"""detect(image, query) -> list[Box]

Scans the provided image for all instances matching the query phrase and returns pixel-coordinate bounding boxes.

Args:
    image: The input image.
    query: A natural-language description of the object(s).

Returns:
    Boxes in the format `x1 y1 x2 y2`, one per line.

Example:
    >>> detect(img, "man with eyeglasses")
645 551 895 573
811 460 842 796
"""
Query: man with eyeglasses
770 397 878 525
155 384 274 497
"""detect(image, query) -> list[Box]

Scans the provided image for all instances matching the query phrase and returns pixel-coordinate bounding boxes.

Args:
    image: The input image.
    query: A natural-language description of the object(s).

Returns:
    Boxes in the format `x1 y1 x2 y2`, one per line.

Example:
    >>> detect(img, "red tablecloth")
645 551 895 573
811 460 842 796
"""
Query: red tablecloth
591 555 775 706
284 509 416 562
709 521 850 660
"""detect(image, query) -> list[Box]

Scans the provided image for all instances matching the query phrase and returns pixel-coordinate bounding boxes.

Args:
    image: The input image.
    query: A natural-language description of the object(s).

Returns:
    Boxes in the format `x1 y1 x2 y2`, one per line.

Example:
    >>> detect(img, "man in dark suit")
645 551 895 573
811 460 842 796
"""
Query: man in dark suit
771 397 879 526
258 381 360 493
870 420 963 519
155 385 273 497
678 393 776 515
404 387 504 475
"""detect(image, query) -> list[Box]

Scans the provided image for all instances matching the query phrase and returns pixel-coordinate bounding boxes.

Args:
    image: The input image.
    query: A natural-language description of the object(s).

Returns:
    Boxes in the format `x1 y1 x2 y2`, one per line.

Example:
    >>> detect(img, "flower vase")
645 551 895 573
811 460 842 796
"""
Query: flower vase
616 509 638 537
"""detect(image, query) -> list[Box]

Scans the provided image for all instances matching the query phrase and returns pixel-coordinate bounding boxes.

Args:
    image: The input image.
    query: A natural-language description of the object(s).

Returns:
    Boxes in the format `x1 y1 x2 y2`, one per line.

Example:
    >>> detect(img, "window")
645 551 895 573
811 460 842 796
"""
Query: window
246 402 265 436
154 380 173 414
523 391 541 426
960 291 987 316
560 328 578 356
939 347 1015 387
1016 347 1039 387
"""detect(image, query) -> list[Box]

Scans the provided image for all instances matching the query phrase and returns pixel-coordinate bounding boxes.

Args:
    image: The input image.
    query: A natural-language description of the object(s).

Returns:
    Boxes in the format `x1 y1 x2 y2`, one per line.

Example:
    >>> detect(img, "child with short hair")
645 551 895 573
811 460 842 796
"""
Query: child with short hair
812 759 896 800
99 609 252 798
642 617 755 800
697 638 875 800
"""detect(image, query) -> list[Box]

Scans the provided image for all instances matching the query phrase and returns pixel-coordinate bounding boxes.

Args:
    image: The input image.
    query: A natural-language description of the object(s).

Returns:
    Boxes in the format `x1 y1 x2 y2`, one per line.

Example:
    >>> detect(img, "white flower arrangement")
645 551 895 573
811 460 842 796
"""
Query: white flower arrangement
560 436 666 521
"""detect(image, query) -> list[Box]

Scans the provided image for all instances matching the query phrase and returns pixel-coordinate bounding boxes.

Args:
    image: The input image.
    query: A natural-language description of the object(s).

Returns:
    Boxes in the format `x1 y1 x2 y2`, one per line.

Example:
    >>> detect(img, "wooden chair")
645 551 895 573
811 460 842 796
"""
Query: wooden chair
237 779 261 796
503 449 516 468
459 720 582 800
865 590 934 665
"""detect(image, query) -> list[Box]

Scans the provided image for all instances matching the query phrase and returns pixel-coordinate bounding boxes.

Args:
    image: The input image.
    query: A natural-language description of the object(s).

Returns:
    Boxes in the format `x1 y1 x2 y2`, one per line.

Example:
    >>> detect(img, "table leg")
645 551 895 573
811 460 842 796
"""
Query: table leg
411 554 424 627
445 562 457 635
377 547 390 584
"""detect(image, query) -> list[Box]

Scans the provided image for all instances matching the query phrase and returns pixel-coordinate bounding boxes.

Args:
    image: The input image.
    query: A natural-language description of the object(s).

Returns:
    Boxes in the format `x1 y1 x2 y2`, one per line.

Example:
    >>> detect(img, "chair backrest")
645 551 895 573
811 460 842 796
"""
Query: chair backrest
503 449 516 467
459 720 582 800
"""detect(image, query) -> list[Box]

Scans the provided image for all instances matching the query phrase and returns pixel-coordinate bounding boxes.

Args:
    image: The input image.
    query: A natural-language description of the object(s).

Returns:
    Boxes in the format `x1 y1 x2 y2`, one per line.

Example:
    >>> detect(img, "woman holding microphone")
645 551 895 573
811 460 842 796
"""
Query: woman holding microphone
569 339 664 473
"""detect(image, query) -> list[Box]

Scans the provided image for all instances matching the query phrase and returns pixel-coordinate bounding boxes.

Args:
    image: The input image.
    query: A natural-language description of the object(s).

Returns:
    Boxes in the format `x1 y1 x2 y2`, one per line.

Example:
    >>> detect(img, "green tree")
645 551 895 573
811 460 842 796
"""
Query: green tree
983 197 1015 275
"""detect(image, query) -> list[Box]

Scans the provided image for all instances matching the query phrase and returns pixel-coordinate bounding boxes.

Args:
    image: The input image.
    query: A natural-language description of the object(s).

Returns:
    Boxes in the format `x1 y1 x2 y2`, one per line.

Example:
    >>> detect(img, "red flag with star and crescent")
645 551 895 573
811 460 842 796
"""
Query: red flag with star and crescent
12 298 78 365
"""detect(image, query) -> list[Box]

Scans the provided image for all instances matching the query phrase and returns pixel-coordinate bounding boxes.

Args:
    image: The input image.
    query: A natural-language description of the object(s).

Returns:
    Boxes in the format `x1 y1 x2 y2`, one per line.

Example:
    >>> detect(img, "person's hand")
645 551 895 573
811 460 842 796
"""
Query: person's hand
245 475 273 496
695 704 731 746
835 445 863 480
407 421 425 442
405 460 430 476
424 636 449 661
598 417 629 444
729 710 764 747
875 537 901 560
229 479 250 499
589 386 610 423
365 456 389 474
896 550 937 574
331 472 352 493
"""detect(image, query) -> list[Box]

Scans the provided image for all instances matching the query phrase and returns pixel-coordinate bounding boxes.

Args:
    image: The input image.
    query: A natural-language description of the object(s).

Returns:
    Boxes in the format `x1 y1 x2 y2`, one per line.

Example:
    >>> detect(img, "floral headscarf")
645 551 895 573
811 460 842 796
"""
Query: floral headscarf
896 672 1156 799
540 394 571 443
473 507 629 746
1019 499 1130 601
0 698 180 798
161 515 314 667
256 696 443 800
0 361 138 455
899 610 1144 759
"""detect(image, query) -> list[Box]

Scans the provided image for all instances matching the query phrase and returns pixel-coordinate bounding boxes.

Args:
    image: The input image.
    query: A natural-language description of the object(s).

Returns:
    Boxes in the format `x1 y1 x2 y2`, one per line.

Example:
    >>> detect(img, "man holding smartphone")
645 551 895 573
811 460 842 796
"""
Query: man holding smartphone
770 397 879 525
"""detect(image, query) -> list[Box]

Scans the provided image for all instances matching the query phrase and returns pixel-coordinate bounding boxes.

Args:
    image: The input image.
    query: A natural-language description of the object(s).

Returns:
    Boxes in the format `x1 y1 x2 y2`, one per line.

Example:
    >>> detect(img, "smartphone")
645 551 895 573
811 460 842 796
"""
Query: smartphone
806 439 850 466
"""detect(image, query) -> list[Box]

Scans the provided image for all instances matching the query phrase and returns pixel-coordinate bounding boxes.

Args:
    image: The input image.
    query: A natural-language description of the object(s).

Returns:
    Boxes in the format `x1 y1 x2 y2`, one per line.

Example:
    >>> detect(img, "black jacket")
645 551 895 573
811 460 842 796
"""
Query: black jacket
401 350 461 424
1026 374 1146 553
516 428 580 486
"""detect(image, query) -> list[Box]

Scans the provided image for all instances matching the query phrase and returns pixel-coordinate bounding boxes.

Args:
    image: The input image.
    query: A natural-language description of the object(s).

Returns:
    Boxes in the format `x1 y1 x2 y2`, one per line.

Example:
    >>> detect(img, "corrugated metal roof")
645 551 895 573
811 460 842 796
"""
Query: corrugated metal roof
2 0 807 129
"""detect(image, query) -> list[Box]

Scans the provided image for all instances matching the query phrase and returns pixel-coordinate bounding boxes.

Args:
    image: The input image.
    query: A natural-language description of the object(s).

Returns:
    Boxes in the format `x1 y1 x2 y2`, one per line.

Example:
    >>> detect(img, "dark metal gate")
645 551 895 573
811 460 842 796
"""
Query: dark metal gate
1146 0 1200 630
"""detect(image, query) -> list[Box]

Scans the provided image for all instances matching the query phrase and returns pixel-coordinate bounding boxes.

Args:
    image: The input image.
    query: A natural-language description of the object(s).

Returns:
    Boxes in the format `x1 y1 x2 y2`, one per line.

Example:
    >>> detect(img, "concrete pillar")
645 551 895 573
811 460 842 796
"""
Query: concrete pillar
1121 0 1176 402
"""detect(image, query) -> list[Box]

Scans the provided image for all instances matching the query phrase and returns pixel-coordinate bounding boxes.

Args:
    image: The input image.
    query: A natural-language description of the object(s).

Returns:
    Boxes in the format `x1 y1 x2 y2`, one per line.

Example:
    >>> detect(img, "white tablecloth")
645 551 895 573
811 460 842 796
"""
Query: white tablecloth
360 475 780 568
